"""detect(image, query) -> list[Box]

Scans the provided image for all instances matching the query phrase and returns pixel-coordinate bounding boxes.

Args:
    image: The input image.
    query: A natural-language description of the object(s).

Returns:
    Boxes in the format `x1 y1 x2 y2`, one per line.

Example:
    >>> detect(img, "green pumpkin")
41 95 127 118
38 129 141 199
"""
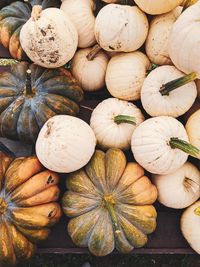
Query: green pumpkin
0 61 84 143
0 0 60 60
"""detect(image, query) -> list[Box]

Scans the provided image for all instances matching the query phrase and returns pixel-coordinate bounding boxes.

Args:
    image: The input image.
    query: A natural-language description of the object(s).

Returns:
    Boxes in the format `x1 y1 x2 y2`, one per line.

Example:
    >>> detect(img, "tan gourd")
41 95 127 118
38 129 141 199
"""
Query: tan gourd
61 0 96 48
106 51 150 101
95 4 148 52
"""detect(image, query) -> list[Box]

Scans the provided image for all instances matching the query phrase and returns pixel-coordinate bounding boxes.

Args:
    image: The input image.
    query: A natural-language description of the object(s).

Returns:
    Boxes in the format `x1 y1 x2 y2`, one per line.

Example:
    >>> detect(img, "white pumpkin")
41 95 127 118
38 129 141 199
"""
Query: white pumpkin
145 7 182 65
186 109 200 153
181 200 200 254
153 162 200 209
141 65 197 118
36 115 96 173
20 6 78 68
169 1 200 78
71 45 109 92
131 116 198 175
61 0 96 48
94 4 148 52
90 98 145 150
106 51 150 101
134 0 183 15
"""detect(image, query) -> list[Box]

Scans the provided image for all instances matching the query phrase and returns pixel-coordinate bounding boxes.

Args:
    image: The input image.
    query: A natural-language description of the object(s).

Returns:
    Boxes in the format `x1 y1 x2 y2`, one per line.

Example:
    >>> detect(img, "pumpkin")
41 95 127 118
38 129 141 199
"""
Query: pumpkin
61 0 96 48
94 4 148 52
152 162 200 209
134 0 183 15
186 109 200 153
131 116 199 175
145 7 182 66
0 62 84 144
90 98 144 150
0 152 62 266
62 148 157 256
36 115 96 173
141 65 197 118
169 1 200 78
20 6 78 68
71 45 109 92
181 200 200 254
105 51 150 101
0 0 60 60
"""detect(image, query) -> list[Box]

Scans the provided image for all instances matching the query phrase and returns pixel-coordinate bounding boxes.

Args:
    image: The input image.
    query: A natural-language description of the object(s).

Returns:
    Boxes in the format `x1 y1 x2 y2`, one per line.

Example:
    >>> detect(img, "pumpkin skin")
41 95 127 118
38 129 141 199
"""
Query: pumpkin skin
62 148 157 256
0 152 62 266
0 0 60 60
0 62 84 144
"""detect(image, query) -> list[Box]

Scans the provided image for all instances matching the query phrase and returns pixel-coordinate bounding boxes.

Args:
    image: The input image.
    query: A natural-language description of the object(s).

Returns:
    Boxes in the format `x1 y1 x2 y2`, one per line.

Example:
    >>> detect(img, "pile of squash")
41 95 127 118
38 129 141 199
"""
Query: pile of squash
0 0 200 264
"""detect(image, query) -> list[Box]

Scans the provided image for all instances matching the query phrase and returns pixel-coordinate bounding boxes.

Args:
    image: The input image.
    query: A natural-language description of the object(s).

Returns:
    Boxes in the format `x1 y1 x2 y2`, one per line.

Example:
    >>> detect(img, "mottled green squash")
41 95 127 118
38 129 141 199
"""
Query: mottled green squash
62 148 158 256
0 62 84 143
0 0 60 60
0 151 62 266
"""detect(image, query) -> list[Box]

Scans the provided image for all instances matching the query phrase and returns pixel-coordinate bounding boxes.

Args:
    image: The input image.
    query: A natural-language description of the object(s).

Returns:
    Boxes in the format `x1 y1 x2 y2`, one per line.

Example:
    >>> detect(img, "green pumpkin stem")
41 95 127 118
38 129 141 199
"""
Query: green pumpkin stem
194 207 200 216
104 195 121 234
0 59 18 66
26 69 33 95
86 44 102 61
147 63 158 75
0 198 7 215
160 72 196 96
114 115 136 125
169 138 200 159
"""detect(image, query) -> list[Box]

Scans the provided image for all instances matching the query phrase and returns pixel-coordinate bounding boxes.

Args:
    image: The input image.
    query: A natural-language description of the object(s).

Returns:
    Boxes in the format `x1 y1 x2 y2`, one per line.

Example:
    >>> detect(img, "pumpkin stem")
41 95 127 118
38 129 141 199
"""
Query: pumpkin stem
114 115 136 125
160 72 197 96
0 59 18 66
184 177 200 194
86 44 102 61
194 207 200 216
0 198 8 215
26 69 33 95
147 63 158 75
31 5 43 21
169 137 200 159
104 195 121 234
181 0 198 10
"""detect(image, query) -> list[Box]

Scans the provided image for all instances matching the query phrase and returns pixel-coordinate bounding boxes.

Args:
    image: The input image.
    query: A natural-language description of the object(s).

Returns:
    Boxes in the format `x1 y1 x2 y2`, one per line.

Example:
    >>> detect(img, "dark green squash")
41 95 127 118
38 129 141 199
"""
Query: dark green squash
0 0 61 60
0 61 84 143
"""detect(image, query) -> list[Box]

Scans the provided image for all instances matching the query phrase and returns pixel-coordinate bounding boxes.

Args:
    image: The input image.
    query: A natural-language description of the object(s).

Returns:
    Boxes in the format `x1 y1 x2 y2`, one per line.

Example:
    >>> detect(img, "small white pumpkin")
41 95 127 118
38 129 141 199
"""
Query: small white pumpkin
90 98 145 150
71 45 109 92
145 7 182 65
20 6 78 68
106 51 151 101
181 200 200 254
61 0 96 48
169 1 200 78
131 116 199 175
36 115 96 173
94 4 148 52
186 109 200 153
134 0 183 15
153 162 200 209
141 65 197 118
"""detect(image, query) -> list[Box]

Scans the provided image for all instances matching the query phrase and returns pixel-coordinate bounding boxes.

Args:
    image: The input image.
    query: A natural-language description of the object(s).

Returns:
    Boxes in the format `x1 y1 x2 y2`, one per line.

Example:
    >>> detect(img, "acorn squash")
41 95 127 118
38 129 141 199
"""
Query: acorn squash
62 148 158 256
0 0 60 60
0 151 62 266
0 62 84 143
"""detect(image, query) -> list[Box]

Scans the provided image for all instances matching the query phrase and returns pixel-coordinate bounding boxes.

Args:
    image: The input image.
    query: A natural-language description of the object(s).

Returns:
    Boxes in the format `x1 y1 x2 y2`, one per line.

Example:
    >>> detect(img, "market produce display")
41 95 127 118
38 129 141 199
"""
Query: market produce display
62 149 157 256
0 152 62 266
0 0 199 263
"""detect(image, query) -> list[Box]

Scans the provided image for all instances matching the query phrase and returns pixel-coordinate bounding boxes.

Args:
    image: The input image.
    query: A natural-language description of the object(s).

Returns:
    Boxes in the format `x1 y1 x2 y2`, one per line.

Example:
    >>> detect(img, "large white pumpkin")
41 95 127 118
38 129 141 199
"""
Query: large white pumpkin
20 6 78 68
141 65 197 118
90 98 144 150
134 0 183 15
145 7 182 65
106 51 150 101
153 162 200 209
131 116 191 175
169 1 200 78
36 115 96 173
61 0 96 48
94 4 148 52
